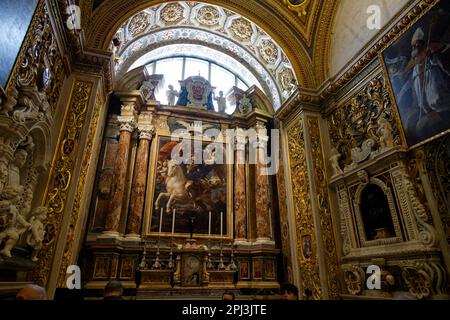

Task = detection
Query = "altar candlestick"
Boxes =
[220,211,223,238]
[159,207,163,234]
[172,208,176,235]
[208,211,211,236]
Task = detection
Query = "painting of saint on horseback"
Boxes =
[149,137,228,237]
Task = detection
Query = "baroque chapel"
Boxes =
[0,0,449,300]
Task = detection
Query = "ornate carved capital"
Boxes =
[138,125,155,140]
[235,128,247,151]
[117,116,136,132]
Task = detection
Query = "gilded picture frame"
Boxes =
[380,0,450,149]
[143,131,233,240]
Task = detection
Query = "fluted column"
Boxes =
[254,122,273,244]
[234,128,247,244]
[125,116,155,240]
[103,104,137,237]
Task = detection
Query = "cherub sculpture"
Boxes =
[0,186,30,258]
[329,148,343,176]
[25,207,47,262]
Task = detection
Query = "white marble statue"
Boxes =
[166,85,179,106]
[329,148,343,176]
[8,149,28,188]
[25,207,47,262]
[377,116,394,150]
[214,91,227,113]
[0,186,31,258]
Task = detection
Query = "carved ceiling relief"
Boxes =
[128,12,151,37]
[196,6,221,26]
[229,18,254,42]
[112,2,298,105]
[160,3,185,25]
[258,39,279,64]
[327,76,402,172]
[0,1,65,263]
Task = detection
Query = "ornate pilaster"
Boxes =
[254,122,273,244]
[103,103,138,237]
[234,128,247,244]
[126,113,155,240]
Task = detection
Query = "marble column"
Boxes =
[234,128,248,244]
[103,105,137,237]
[254,122,273,244]
[125,120,155,240]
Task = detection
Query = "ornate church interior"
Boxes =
[0,0,449,300]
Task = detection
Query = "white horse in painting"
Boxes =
[155,160,194,212]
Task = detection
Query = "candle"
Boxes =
[159,207,163,233]
[220,211,223,238]
[208,211,211,236]
[172,208,176,235]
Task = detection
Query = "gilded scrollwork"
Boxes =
[56,89,104,288]
[327,76,402,169]
[307,116,340,299]
[33,80,93,287]
[286,120,322,300]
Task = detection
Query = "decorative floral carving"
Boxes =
[196,6,221,26]
[128,12,150,37]
[229,18,253,41]
[343,265,364,295]
[259,39,278,64]
[160,3,185,24]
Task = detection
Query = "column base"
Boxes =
[234,239,251,246]
[255,238,275,245]
[123,234,142,242]
[98,230,121,239]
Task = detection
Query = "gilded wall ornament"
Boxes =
[258,39,279,64]
[286,120,322,300]
[160,3,185,24]
[196,6,221,26]
[128,12,151,37]
[307,116,340,299]
[33,80,93,287]
[229,18,253,42]
[57,89,104,288]
[327,76,401,169]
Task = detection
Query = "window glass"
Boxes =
[184,58,209,79]
[154,58,183,104]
